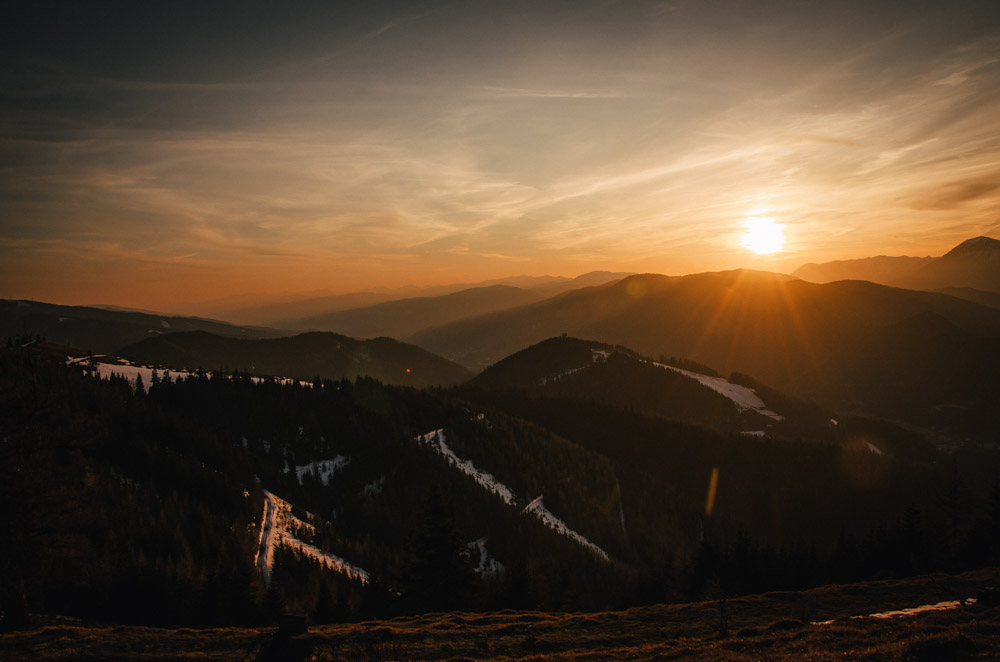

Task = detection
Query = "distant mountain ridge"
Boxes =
[118,330,472,387]
[793,236,1000,295]
[0,299,282,354]
[178,271,633,327]
[410,269,1000,439]
[284,285,551,337]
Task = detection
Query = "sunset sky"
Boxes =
[3,0,999,311]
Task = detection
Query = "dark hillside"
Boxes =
[469,336,810,436]
[118,330,472,387]
[0,299,280,354]
[3,345,999,629]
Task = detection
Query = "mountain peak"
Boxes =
[945,236,1000,256]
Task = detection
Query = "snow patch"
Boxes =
[67,354,104,365]
[362,475,386,496]
[522,495,610,561]
[160,319,171,329]
[69,356,309,388]
[255,490,369,585]
[294,456,350,486]
[417,429,515,506]
[416,429,610,561]
[591,349,611,363]
[650,362,784,420]
[466,537,505,577]
[867,442,884,456]
[97,362,190,385]
[740,431,767,437]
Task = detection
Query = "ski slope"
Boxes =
[417,429,515,505]
[522,496,610,561]
[254,490,369,585]
[416,429,610,561]
[651,362,784,420]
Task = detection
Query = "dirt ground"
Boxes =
[3,567,999,661]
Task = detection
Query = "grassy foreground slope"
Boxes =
[4,567,999,661]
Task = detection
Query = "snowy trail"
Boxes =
[254,489,370,585]
[416,429,610,561]
[522,496,610,561]
[255,491,279,585]
[418,429,515,505]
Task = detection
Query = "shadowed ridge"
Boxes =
[118,330,472,386]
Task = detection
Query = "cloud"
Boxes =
[4,1,1000,306]
[477,86,622,99]
[907,179,1000,210]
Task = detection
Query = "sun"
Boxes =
[740,216,785,254]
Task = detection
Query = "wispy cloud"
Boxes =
[478,86,622,99]
[3,1,1000,307]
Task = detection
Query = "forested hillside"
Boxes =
[2,345,999,629]
[118,330,472,387]
[468,336,832,438]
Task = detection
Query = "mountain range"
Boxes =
[0,299,281,354]
[4,239,1000,633]
[793,235,1000,296]
[177,271,633,328]
[285,284,551,339]
[411,269,1000,439]
[5,238,999,440]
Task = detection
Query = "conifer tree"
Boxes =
[402,486,473,612]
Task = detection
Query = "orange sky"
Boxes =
[2,1,999,312]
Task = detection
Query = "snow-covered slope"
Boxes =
[416,429,609,560]
[417,429,515,505]
[254,490,369,585]
[291,456,350,486]
[650,362,783,420]
[522,496,609,561]
[68,355,306,387]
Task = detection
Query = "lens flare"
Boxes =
[705,467,719,517]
